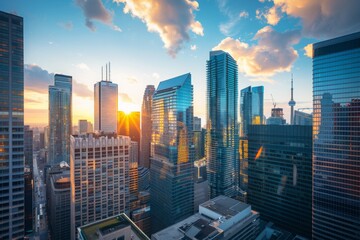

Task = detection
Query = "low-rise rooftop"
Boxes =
[78,213,149,240]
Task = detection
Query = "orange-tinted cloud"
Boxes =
[115,0,203,56]
[213,26,300,76]
[270,0,360,38]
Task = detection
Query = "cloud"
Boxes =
[190,44,197,50]
[213,26,301,76]
[264,6,280,25]
[304,44,313,58]
[115,0,203,57]
[73,81,92,98]
[76,0,120,31]
[270,0,360,38]
[239,11,249,18]
[25,64,92,98]
[220,11,249,36]
[60,21,73,30]
[119,93,133,103]
[76,63,90,71]
[126,77,138,84]
[25,64,54,94]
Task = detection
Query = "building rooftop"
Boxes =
[156,73,190,92]
[200,195,249,220]
[78,213,149,240]
[153,196,258,240]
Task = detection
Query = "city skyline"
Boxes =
[3,1,360,127]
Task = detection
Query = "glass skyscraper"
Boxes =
[247,125,313,238]
[150,73,194,233]
[239,86,264,191]
[48,74,72,165]
[206,50,239,198]
[313,32,360,239]
[240,86,264,137]
[140,85,155,168]
[0,11,24,239]
[94,80,118,133]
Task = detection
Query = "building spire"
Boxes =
[288,73,296,125]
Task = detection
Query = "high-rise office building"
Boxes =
[24,125,33,168]
[294,110,312,126]
[193,116,201,131]
[206,50,239,198]
[78,120,88,134]
[48,74,72,165]
[118,111,140,142]
[0,11,24,239]
[193,129,205,161]
[312,32,360,239]
[239,86,264,191]
[140,85,155,168]
[247,125,312,238]
[48,165,70,240]
[94,80,118,133]
[118,111,140,160]
[240,86,264,137]
[24,167,33,236]
[70,134,130,240]
[150,73,194,232]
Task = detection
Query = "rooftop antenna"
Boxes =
[109,61,111,82]
[101,66,103,81]
[106,63,108,81]
[271,94,276,108]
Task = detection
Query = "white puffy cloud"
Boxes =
[114,0,203,56]
[213,26,300,76]
[265,6,280,25]
[76,63,90,71]
[268,0,360,38]
[76,0,120,31]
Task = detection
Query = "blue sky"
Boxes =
[2,0,359,127]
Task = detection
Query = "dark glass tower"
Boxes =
[0,11,24,239]
[247,125,312,238]
[48,74,72,165]
[140,85,155,168]
[150,73,194,233]
[312,32,360,239]
[240,86,264,137]
[206,50,239,198]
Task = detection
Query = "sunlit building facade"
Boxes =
[150,73,194,233]
[94,80,118,133]
[247,125,312,238]
[48,74,72,165]
[312,32,360,239]
[206,50,239,198]
[70,134,130,240]
[140,85,155,168]
[240,86,264,137]
[0,11,24,239]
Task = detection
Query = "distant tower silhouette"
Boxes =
[288,74,296,125]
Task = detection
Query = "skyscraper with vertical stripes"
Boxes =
[0,11,24,239]
[206,50,239,198]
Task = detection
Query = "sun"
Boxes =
[119,103,139,115]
